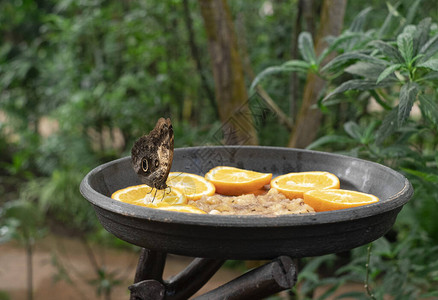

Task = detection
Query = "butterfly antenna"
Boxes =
[174,172,184,179]
[161,186,171,201]
[166,172,184,185]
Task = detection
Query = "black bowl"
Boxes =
[80,146,412,260]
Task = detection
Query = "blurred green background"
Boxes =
[1,0,437,299]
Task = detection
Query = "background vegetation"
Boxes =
[1,0,437,299]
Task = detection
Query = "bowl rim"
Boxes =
[80,145,413,228]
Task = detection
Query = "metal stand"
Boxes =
[129,248,297,300]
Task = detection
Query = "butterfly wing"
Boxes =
[155,118,174,188]
[131,118,174,189]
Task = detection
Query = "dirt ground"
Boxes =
[0,234,242,300]
[0,233,378,300]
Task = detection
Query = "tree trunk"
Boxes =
[288,0,346,148]
[182,0,218,120]
[199,0,258,145]
[289,0,316,118]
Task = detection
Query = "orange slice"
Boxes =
[244,188,268,196]
[271,171,340,199]
[111,184,186,206]
[303,189,379,212]
[166,172,216,201]
[145,203,207,214]
[205,166,272,196]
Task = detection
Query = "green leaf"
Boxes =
[306,135,354,150]
[376,64,403,83]
[371,40,404,63]
[249,62,309,91]
[410,53,425,66]
[419,94,438,126]
[402,25,417,37]
[373,237,392,257]
[298,255,336,277]
[378,2,401,39]
[420,71,438,81]
[322,52,388,74]
[349,7,372,32]
[282,59,312,69]
[420,291,438,298]
[417,59,438,71]
[298,32,316,64]
[323,79,393,102]
[412,17,431,56]
[397,32,414,64]
[376,107,399,144]
[405,0,422,26]
[345,62,386,80]
[402,168,438,182]
[386,2,401,17]
[398,82,419,126]
[419,34,438,62]
[362,120,380,143]
[318,32,372,63]
[344,121,362,141]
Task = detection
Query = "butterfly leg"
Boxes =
[152,188,158,203]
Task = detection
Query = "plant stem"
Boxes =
[365,243,376,300]
[26,238,34,300]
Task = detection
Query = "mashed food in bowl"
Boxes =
[189,188,314,216]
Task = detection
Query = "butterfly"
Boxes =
[131,118,174,190]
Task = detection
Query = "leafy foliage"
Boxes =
[323,17,438,144]
[310,9,438,300]
[0,0,220,232]
[1,1,438,298]
[0,200,46,245]
[253,3,438,298]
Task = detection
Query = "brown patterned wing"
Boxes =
[131,118,174,189]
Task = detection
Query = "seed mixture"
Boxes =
[189,188,315,216]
